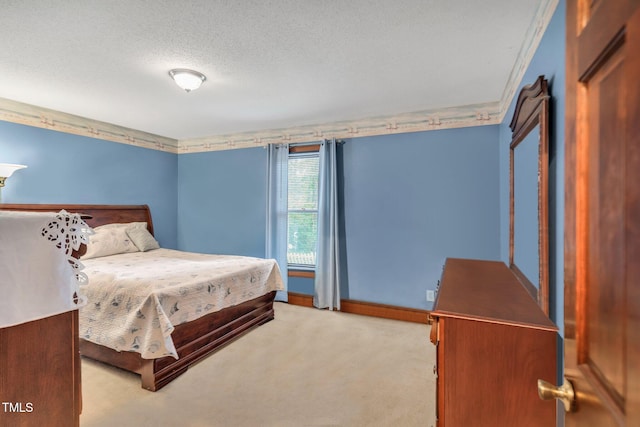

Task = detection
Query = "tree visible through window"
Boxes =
[287,152,319,267]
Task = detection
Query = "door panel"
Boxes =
[626,5,640,424]
[576,0,630,77]
[564,0,640,425]
[585,45,626,411]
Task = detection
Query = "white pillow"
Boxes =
[126,226,160,252]
[82,222,145,259]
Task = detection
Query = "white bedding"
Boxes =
[79,248,284,359]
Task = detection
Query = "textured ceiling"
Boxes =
[0,1,547,143]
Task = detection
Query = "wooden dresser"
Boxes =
[0,311,81,427]
[429,258,557,427]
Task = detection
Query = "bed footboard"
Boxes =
[80,291,277,391]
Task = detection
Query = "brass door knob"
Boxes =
[537,378,575,412]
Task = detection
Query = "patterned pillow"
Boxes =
[126,226,160,252]
[82,222,144,259]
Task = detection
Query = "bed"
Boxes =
[0,204,284,391]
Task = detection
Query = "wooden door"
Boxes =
[564,0,640,425]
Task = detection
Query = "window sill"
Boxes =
[288,269,315,278]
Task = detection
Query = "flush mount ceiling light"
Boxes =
[168,69,206,92]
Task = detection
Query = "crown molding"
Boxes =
[178,102,501,153]
[0,97,179,153]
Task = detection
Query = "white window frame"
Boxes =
[287,147,320,270]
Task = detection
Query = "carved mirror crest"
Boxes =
[509,75,550,315]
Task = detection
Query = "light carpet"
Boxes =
[80,302,436,427]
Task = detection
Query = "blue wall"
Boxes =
[0,121,178,248]
[341,126,501,309]
[177,147,268,258]
[499,0,565,331]
[177,126,501,310]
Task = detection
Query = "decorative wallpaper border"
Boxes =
[178,103,501,153]
[0,0,557,154]
[0,97,179,153]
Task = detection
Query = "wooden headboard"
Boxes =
[0,204,154,235]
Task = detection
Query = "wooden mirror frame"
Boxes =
[509,75,550,315]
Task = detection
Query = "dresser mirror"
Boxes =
[509,75,550,315]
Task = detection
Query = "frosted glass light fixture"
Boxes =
[168,69,206,92]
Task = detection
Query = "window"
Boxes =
[287,149,319,268]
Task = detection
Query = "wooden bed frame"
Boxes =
[0,204,277,391]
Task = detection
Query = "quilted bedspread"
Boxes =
[79,249,284,359]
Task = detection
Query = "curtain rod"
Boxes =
[290,139,345,146]
[269,139,346,149]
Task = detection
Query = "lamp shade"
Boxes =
[0,163,27,177]
[0,163,26,189]
[168,69,206,92]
